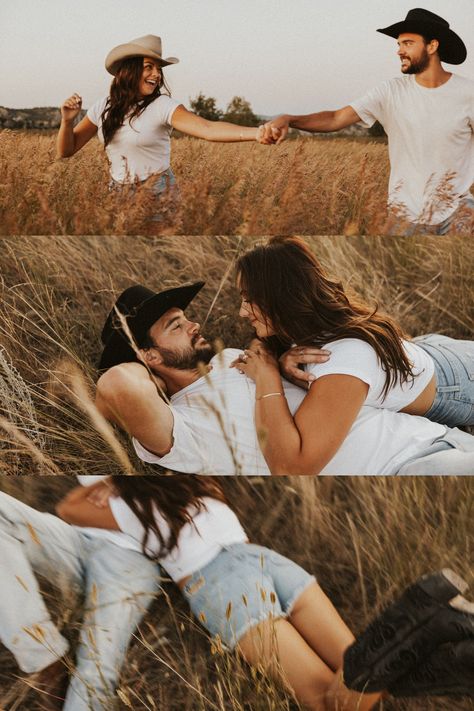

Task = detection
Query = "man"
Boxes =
[95,282,474,475]
[263,8,474,235]
[0,479,161,710]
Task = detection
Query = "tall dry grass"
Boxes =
[0,475,473,710]
[1,131,394,235]
[0,234,473,475]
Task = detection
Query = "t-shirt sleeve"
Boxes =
[349,82,389,129]
[132,408,205,473]
[306,339,380,388]
[86,96,108,127]
[156,95,181,127]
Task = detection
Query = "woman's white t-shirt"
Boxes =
[76,476,247,582]
[109,496,247,582]
[306,338,434,410]
[87,95,180,183]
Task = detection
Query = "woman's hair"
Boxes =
[111,475,227,558]
[101,56,171,147]
[236,236,414,399]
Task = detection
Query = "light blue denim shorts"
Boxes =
[412,334,474,427]
[109,168,178,222]
[181,543,316,649]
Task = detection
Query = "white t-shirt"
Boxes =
[109,496,247,582]
[76,476,247,582]
[132,348,450,476]
[350,74,474,224]
[306,338,434,410]
[87,94,180,183]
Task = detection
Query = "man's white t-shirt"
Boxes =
[132,348,451,476]
[350,74,474,224]
[87,95,180,183]
[305,338,434,410]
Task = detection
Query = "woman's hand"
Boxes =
[279,346,331,389]
[230,342,279,383]
[60,93,83,122]
[85,481,117,508]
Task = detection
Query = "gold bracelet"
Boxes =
[256,392,283,401]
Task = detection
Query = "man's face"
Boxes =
[397,33,432,74]
[145,307,214,370]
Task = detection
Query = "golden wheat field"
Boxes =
[1,131,396,235]
[0,233,473,477]
[1,475,473,711]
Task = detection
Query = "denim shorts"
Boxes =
[109,168,178,222]
[181,543,316,649]
[412,334,474,426]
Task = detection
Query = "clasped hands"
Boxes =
[231,339,331,386]
[256,114,291,145]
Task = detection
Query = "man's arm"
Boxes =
[96,362,174,457]
[263,106,361,143]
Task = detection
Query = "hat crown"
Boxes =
[404,8,449,29]
[113,285,156,316]
[128,35,164,57]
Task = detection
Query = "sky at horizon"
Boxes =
[2,0,473,115]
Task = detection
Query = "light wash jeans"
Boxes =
[0,492,161,711]
[397,427,474,475]
[413,334,474,427]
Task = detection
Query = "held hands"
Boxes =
[279,346,331,388]
[230,339,279,382]
[259,115,291,145]
[256,120,285,145]
[60,93,83,122]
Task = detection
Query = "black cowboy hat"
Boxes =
[377,8,466,65]
[98,282,205,371]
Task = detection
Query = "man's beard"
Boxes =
[401,47,430,74]
[159,340,215,370]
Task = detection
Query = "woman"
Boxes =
[58,475,474,710]
[57,35,269,205]
[233,236,474,475]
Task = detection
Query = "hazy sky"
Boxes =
[2,0,473,114]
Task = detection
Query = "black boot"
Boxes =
[388,639,474,698]
[343,569,473,693]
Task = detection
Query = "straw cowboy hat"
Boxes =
[99,282,204,371]
[105,35,179,75]
[377,8,467,65]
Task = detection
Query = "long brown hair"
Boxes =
[101,56,171,147]
[236,236,415,399]
[111,475,227,558]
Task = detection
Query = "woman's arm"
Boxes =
[55,483,120,529]
[57,94,98,157]
[232,348,368,475]
[171,105,263,143]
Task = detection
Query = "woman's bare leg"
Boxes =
[289,582,382,710]
[237,616,381,711]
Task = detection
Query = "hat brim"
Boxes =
[98,282,204,372]
[377,22,466,64]
[106,43,180,75]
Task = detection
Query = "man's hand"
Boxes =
[279,346,331,389]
